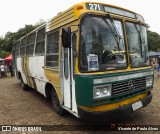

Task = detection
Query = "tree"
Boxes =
[147,30,160,51]
[0,19,46,53]
[0,50,10,58]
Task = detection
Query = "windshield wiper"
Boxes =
[107,13,122,51]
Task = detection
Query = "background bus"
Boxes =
[12,2,154,122]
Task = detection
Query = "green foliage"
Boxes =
[147,30,160,51]
[0,50,10,58]
[0,19,45,53]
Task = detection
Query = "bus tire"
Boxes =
[51,88,65,116]
[20,77,28,91]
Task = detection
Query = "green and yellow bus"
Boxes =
[12,2,153,122]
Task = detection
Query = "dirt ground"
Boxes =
[0,72,160,134]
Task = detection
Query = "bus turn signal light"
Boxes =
[77,5,83,10]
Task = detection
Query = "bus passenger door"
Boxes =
[61,32,77,111]
[61,46,71,108]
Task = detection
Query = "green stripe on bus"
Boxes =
[75,68,153,107]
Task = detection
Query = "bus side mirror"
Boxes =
[62,27,71,48]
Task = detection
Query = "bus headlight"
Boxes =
[93,85,112,100]
[146,77,153,87]
[95,88,101,96]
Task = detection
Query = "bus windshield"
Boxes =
[126,22,149,68]
[80,16,127,72]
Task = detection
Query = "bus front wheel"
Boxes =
[51,89,65,116]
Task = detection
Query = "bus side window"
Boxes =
[46,31,59,69]
[20,37,27,57]
[20,47,25,57]
[35,28,45,55]
[26,33,36,56]
[12,45,16,65]
[14,41,20,57]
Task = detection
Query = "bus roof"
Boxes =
[47,2,144,31]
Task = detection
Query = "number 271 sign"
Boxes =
[87,3,101,11]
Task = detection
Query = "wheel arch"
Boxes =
[45,82,63,105]
[45,83,59,99]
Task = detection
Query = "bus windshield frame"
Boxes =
[79,15,149,72]
[79,15,127,72]
[125,21,150,68]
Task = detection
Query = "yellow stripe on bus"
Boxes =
[79,92,148,112]
[44,69,62,102]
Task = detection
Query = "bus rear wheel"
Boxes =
[20,77,28,91]
[51,89,65,116]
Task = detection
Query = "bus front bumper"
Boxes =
[78,94,152,122]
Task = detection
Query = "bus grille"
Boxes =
[112,77,146,96]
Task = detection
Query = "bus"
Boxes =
[12,2,154,122]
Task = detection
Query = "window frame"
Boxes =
[20,37,27,57]
[26,32,36,56]
[79,15,128,72]
[45,30,60,70]
[14,41,20,57]
[35,27,45,55]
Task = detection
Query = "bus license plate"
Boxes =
[132,101,143,111]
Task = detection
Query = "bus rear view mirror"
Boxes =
[62,27,71,48]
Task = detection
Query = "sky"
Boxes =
[0,0,160,37]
